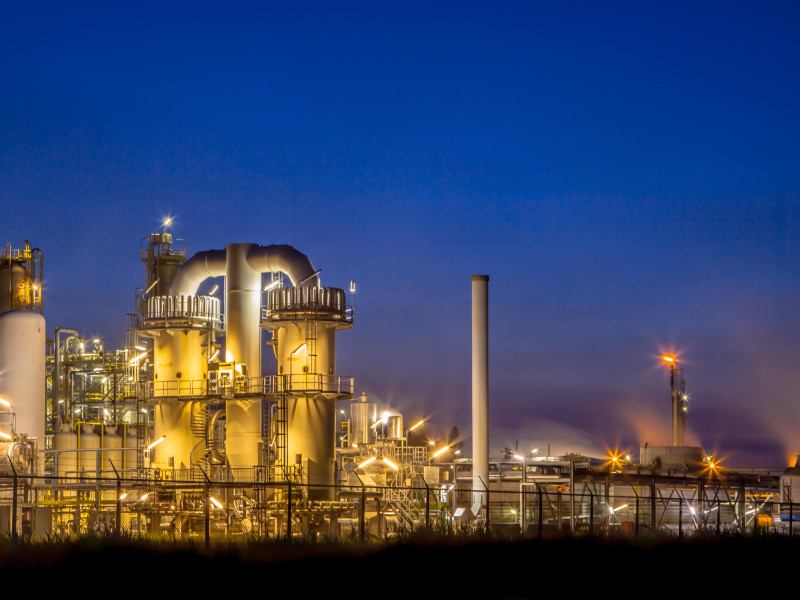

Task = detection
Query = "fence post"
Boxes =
[716,496,720,535]
[287,482,293,540]
[8,458,17,542]
[204,484,210,549]
[537,483,543,538]
[110,460,121,536]
[791,502,794,537]
[424,480,430,528]
[360,486,366,543]
[635,494,640,537]
[678,501,683,538]
[589,489,594,535]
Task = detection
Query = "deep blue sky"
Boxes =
[2,2,799,465]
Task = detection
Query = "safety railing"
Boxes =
[137,375,355,398]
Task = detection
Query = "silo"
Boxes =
[0,310,46,472]
[79,424,101,476]
[102,426,123,478]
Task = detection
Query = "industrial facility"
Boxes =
[0,231,796,540]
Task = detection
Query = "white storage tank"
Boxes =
[53,424,78,479]
[78,424,101,476]
[102,426,123,478]
[0,310,46,472]
[123,425,139,474]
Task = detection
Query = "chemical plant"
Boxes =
[0,231,797,540]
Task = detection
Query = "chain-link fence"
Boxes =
[0,472,792,543]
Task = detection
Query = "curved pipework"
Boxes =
[245,245,319,288]
[169,245,319,297]
[207,407,226,464]
[169,249,227,297]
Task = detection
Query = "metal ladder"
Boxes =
[273,390,288,482]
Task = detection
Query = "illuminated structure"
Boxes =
[0,231,794,539]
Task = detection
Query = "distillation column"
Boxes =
[264,285,353,496]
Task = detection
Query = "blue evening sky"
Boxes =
[1,1,799,464]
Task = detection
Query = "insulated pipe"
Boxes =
[169,245,319,297]
[53,327,78,420]
[168,250,227,297]
[471,275,489,518]
[207,407,226,464]
[246,245,319,288]
[224,244,262,373]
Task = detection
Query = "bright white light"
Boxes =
[119,493,128,501]
[358,456,377,469]
[408,420,424,432]
[513,454,525,461]
[208,284,219,296]
[0,399,10,408]
[163,217,172,227]
[383,457,399,470]
[0,432,11,440]
[209,349,219,362]
[689,506,696,515]
[292,344,307,356]
[146,436,166,451]
[350,280,356,293]
[432,445,450,459]
[129,351,149,364]
[263,280,280,292]
[144,279,160,294]
[135,345,146,351]
[140,493,149,501]
[210,497,224,509]
[93,339,101,344]
[609,503,628,514]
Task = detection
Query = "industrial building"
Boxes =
[0,231,796,540]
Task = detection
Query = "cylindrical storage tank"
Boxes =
[153,329,207,396]
[123,425,139,474]
[387,415,404,440]
[102,426,123,478]
[287,396,335,499]
[78,424,101,477]
[53,424,78,480]
[276,320,336,386]
[153,399,199,471]
[350,399,375,445]
[226,399,261,472]
[0,310,46,473]
[0,261,28,314]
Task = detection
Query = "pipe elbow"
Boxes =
[169,249,227,296]
[247,244,319,287]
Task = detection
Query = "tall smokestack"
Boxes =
[471,275,489,518]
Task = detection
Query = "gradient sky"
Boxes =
[1,2,799,466]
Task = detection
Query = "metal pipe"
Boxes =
[53,328,78,421]
[471,275,489,519]
[169,244,320,297]
[207,407,226,464]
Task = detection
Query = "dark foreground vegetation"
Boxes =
[0,532,794,596]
